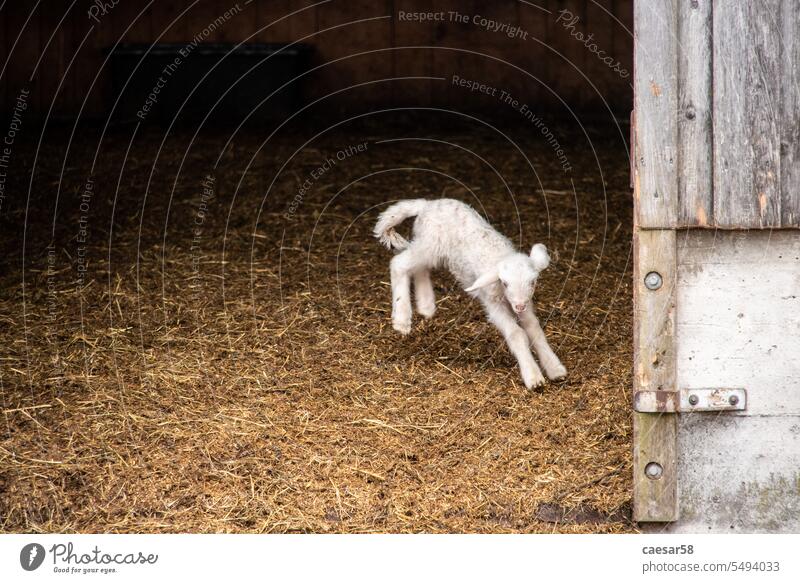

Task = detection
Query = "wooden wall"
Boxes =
[0,0,633,119]
[634,0,800,229]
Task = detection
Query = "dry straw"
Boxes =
[0,119,634,533]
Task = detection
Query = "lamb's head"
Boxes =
[465,244,551,313]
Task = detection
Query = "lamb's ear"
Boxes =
[529,243,550,271]
[465,269,499,292]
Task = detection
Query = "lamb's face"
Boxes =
[465,244,550,312]
[497,254,540,313]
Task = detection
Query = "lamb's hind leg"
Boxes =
[485,301,545,389]
[517,309,567,380]
[389,249,421,335]
[413,269,436,318]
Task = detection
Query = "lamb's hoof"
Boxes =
[545,362,568,381]
[392,320,412,335]
[417,304,436,319]
[523,371,546,390]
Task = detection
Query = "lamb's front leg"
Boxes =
[485,302,545,389]
[517,308,567,380]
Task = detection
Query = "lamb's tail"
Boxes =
[373,199,427,250]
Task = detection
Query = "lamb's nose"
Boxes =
[514,304,526,312]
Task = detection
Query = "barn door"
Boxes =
[632,0,800,531]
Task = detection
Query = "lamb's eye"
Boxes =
[501,280,508,288]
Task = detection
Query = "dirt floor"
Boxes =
[0,113,635,533]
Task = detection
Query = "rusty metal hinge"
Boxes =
[634,388,747,413]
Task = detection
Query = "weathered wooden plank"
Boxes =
[633,0,678,227]
[780,0,800,227]
[713,1,781,228]
[633,228,678,522]
[677,0,711,226]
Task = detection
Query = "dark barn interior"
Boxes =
[0,1,635,533]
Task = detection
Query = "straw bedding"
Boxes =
[0,115,634,533]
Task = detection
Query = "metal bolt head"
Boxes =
[645,462,663,480]
[729,395,739,406]
[644,271,663,290]
[688,394,699,406]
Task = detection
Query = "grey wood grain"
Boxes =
[781,0,800,226]
[634,0,678,228]
[633,229,678,522]
[677,0,712,226]
[713,1,782,227]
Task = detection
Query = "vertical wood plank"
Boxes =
[746,2,781,228]
[611,0,634,86]
[429,0,464,110]
[254,0,292,43]
[314,0,393,109]
[181,1,219,42]
[5,2,41,116]
[215,0,257,43]
[780,0,800,227]
[156,0,188,42]
[713,1,781,228]
[633,0,678,228]
[633,228,678,522]
[393,0,434,107]
[677,0,712,226]
[430,0,522,110]
[0,6,7,115]
[548,0,587,107]
[64,0,114,119]
[517,0,550,110]
[61,2,84,118]
[585,0,616,108]
[38,1,71,119]
[287,0,317,42]
[113,1,152,44]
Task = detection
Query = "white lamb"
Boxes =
[374,198,567,389]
